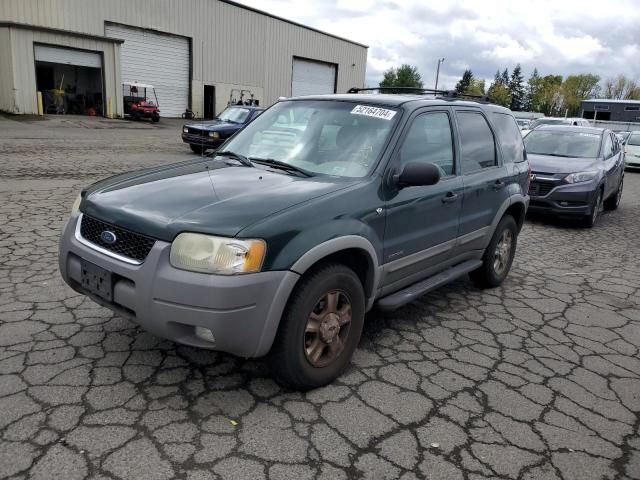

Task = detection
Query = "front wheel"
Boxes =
[269,263,365,390]
[151,116,160,123]
[603,177,623,211]
[470,215,518,288]
[583,189,603,228]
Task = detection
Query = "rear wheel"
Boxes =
[603,177,623,211]
[583,189,603,227]
[470,215,517,288]
[269,263,365,390]
[190,144,206,154]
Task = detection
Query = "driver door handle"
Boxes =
[442,192,458,204]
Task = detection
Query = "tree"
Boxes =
[525,68,542,111]
[455,69,474,94]
[379,64,423,93]
[509,64,525,111]
[561,74,601,116]
[501,68,510,86]
[488,82,511,107]
[466,78,486,96]
[602,75,640,100]
[538,75,563,116]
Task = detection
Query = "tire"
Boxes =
[190,144,206,154]
[470,215,518,289]
[583,189,603,228]
[152,116,160,123]
[269,263,365,391]
[603,177,623,211]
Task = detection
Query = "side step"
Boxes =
[376,259,483,311]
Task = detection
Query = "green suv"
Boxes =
[59,92,530,389]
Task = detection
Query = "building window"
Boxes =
[594,105,609,111]
[624,106,640,111]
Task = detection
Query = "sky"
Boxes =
[236,0,640,90]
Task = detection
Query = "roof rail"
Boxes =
[347,87,491,103]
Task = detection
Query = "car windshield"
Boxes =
[628,134,640,146]
[219,100,399,178]
[524,130,601,158]
[218,107,251,124]
[529,118,567,129]
[516,119,529,126]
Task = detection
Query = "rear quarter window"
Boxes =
[491,112,525,163]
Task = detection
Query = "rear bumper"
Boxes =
[58,215,299,358]
[527,182,597,217]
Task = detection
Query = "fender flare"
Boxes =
[290,235,381,310]
[483,194,528,249]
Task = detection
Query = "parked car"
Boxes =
[525,125,624,227]
[515,118,531,130]
[625,131,640,170]
[521,117,590,137]
[182,105,264,154]
[615,131,632,144]
[59,93,530,389]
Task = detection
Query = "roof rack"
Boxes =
[347,87,490,103]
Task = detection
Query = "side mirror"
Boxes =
[394,162,441,188]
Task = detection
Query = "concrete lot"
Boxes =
[1,114,639,480]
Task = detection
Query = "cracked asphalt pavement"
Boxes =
[1,114,639,480]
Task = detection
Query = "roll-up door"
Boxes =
[291,58,337,97]
[106,24,189,117]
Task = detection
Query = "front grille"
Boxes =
[187,127,205,136]
[80,215,155,263]
[530,181,555,197]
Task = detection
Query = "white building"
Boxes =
[0,0,367,118]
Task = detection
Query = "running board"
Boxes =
[376,259,483,311]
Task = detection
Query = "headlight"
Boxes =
[208,131,220,139]
[170,233,266,275]
[564,171,598,184]
[182,127,189,133]
[71,194,82,215]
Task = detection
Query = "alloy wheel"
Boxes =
[304,290,352,368]
[493,229,513,276]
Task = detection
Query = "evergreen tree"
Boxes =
[455,69,474,94]
[525,68,541,111]
[509,64,525,111]
[501,68,510,85]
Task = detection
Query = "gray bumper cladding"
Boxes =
[58,215,299,358]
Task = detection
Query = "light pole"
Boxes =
[435,58,445,91]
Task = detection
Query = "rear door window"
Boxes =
[491,112,525,163]
[456,111,497,173]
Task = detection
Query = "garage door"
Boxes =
[291,58,336,97]
[105,24,189,117]
[35,45,101,68]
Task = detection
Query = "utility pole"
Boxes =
[434,58,445,91]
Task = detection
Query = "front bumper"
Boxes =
[527,181,597,217]
[181,133,224,147]
[625,155,640,169]
[58,215,299,358]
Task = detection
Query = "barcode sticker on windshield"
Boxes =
[351,105,397,120]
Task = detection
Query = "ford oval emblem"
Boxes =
[100,231,117,245]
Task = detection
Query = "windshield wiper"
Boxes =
[211,150,253,167]
[249,157,313,177]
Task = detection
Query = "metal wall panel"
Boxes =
[0,28,15,112]
[0,0,367,116]
[5,27,121,116]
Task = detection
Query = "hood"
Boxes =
[186,120,240,131]
[82,159,356,242]
[527,153,600,175]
